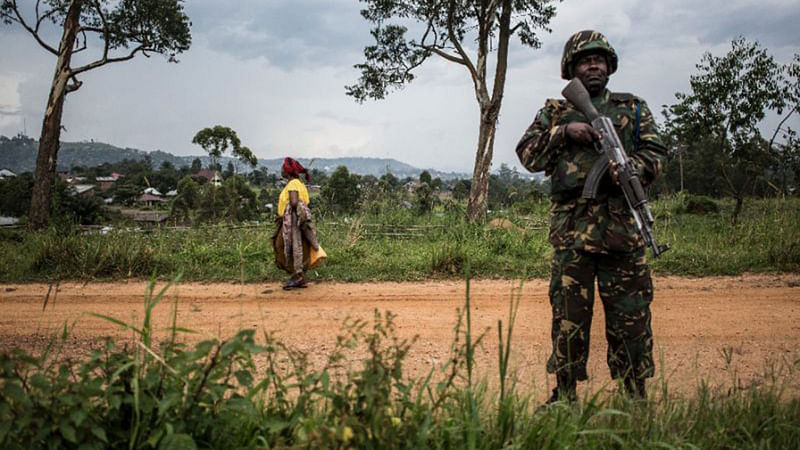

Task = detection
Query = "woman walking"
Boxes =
[273,157,322,289]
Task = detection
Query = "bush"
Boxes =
[681,194,720,215]
[430,242,466,275]
[30,229,161,279]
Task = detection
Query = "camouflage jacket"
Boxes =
[516,89,668,253]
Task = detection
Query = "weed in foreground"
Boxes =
[1,277,798,449]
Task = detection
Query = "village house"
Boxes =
[133,211,170,224]
[136,187,168,208]
[95,173,124,191]
[58,172,87,185]
[72,184,96,197]
[192,170,222,186]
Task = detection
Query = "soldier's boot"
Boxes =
[623,377,646,399]
[543,373,577,407]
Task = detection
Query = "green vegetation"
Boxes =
[1,279,797,449]
[660,38,799,223]
[348,0,560,220]
[0,195,798,283]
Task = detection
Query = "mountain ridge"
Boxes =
[0,134,471,180]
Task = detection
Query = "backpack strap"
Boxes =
[611,93,643,149]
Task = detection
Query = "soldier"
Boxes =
[516,30,668,402]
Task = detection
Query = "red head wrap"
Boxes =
[282,157,311,182]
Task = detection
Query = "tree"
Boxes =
[191,158,203,172]
[1,0,191,229]
[452,178,471,201]
[770,55,800,194]
[320,166,361,214]
[0,172,33,217]
[419,170,432,185]
[191,125,257,174]
[170,175,199,222]
[225,161,235,178]
[379,172,400,193]
[221,175,258,222]
[108,179,140,206]
[664,38,796,223]
[347,0,559,221]
[415,182,434,213]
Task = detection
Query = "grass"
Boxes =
[0,277,798,449]
[0,195,798,283]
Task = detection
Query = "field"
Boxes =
[1,196,799,283]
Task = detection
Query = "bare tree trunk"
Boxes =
[28,0,82,230]
[732,195,743,225]
[467,108,499,221]
[465,0,511,223]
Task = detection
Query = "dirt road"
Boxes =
[2,274,799,398]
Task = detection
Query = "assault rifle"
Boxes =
[561,78,670,258]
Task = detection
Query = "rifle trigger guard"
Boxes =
[582,156,610,200]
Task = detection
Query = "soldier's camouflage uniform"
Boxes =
[516,35,668,382]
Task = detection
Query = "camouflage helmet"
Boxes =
[560,30,618,80]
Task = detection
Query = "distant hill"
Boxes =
[0,134,470,180]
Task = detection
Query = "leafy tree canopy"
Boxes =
[346,0,558,102]
[663,37,798,220]
[192,126,258,170]
[1,0,191,77]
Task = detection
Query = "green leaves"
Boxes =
[347,0,560,102]
[663,38,800,217]
[105,0,192,61]
[192,126,258,174]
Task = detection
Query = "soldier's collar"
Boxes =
[590,89,611,105]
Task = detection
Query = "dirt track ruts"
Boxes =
[1,274,799,398]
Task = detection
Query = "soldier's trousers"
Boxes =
[547,248,654,382]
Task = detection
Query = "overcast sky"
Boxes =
[1,0,798,173]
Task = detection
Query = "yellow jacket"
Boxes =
[277,178,310,217]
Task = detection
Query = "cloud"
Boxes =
[187,0,369,70]
[0,105,20,116]
[1,0,797,173]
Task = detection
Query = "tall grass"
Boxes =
[1,278,798,449]
[0,196,798,282]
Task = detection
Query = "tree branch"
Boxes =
[69,0,123,76]
[34,0,59,34]
[73,28,87,53]
[10,0,58,56]
[768,105,798,149]
[720,164,737,198]
[70,44,145,76]
[66,73,82,93]
[92,0,110,63]
[446,0,478,83]
[78,25,105,33]
[490,0,512,106]
[420,45,467,65]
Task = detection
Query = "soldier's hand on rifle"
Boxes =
[565,122,602,144]
[609,161,620,184]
